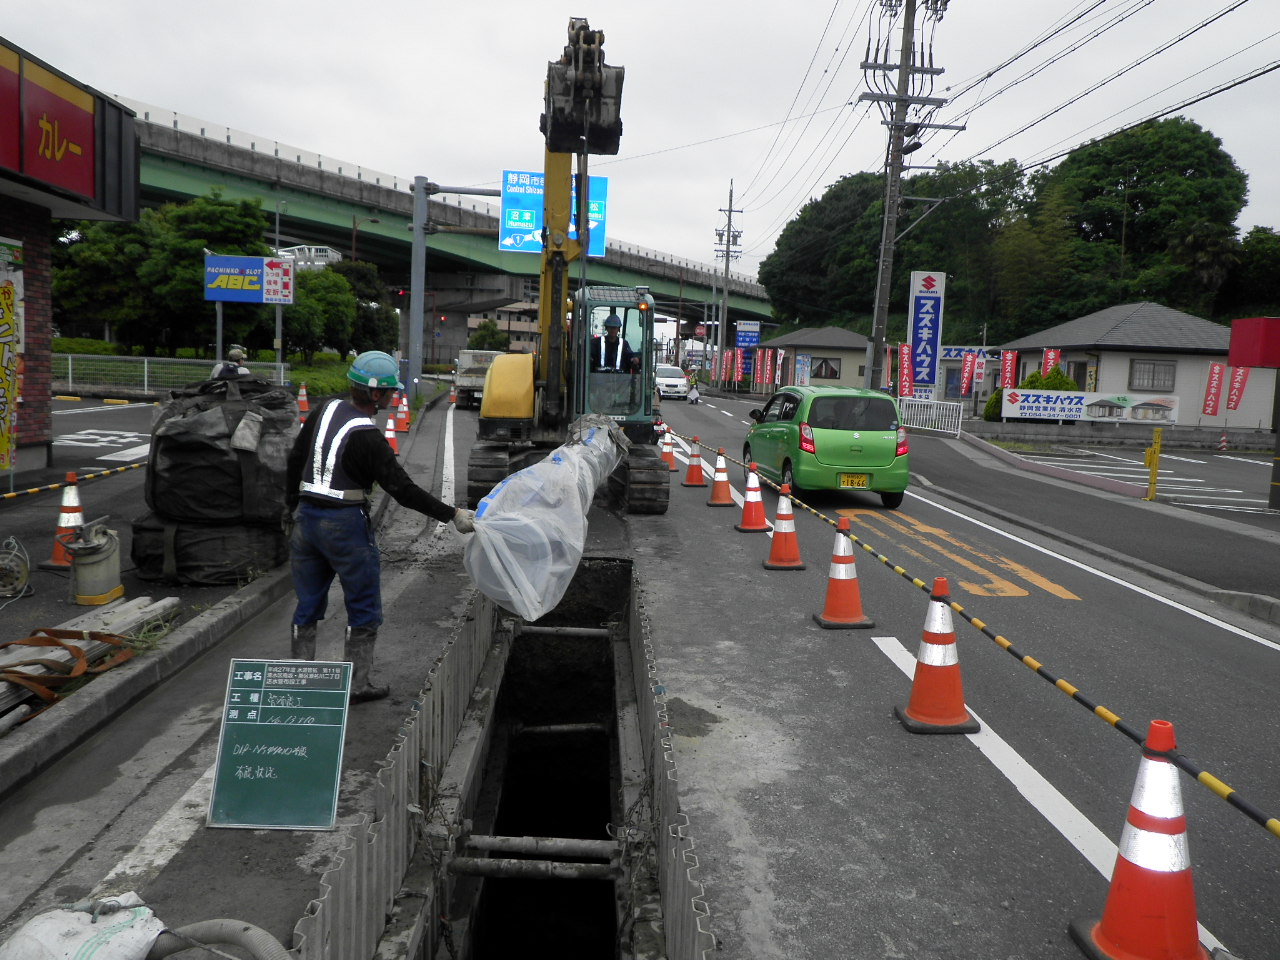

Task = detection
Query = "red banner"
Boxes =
[1041,348,1061,377]
[1226,366,1250,411]
[1001,350,1018,389]
[733,348,743,381]
[897,343,913,398]
[960,352,977,396]
[1202,362,1225,416]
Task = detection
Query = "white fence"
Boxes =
[899,397,964,437]
[53,354,290,393]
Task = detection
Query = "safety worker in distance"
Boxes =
[286,350,476,702]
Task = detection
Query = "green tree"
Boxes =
[53,190,272,355]
[328,260,399,354]
[1029,117,1246,315]
[1213,226,1280,320]
[468,319,510,351]
[285,268,357,365]
[758,172,883,326]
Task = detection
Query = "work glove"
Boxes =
[452,508,476,534]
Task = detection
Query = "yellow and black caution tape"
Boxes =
[665,428,1280,840]
[2,461,147,501]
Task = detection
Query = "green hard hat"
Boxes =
[347,350,404,390]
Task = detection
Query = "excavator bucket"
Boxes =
[540,18,625,155]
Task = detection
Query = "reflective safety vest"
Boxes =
[299,399,379,503]
[596,336,627,371]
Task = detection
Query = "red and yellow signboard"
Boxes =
[0,44,19,174]
[21,58,95,198]
[0,42,98,199]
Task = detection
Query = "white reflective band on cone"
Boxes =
[923,600,954,634]
[1132,757,1185,818]
[917,639,960,667]
[828,561,857,580]
[1118,822,1191,873]
[775,519,795,533]
[65,489,81,507]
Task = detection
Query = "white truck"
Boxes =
[454,349,504,409]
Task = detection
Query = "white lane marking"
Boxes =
[908,491,1280,653]
[872,636,1226,954]
[93,766,215,896]
[54,405,149,415]
[1217,456,1269,467]
[98,443,152,462]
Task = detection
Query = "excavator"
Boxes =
[466,18,670,514]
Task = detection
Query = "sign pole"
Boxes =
[215,302,223,365]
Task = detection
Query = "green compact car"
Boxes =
[743,386,910,508]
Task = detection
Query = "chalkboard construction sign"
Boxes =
[208,659,351,830]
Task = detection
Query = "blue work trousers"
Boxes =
[290,499,382,629]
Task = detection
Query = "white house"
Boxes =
[998,302,1277,429]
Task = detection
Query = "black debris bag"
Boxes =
[145,376,298,525]
[133,377,298,584]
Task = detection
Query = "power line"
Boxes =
[961,0,1255,162]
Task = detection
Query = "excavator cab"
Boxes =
[573,286,658,434]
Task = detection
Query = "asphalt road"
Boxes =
[1,393,1278,958]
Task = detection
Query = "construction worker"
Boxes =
[211,346,250,379]
[590,313,639,372]
[286,350,476,702]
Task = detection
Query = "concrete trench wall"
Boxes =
[291,559,715,960]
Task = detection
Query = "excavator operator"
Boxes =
[590,312,639,372]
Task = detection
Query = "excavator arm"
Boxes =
[537,18,625,427]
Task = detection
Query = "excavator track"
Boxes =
[467,443,513,509]
[623,444,670,515]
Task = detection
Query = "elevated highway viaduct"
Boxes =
[129,100,772,356]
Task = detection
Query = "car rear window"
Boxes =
[807,396,899,430]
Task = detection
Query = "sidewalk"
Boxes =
[0,387,449,799]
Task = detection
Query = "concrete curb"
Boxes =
[958,430,1148,498]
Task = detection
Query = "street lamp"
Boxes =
[351,215,381,261]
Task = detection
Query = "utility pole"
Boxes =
[715,179,742,389]
[859,0,959,391]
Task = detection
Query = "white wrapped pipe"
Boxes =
[463,416,626,621]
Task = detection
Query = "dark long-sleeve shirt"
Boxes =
[286,398,456,522]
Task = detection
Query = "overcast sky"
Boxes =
[7,1,1278,279]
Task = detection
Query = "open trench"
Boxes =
[428,556,670,960]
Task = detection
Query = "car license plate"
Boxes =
[839,473,869,488]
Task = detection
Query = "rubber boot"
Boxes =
[291,623,317,660]
[345,625,389,702]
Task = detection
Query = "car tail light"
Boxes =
[799,422,816,454]
[896,427,909,458]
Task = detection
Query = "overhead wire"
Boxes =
[961,0,1256,162]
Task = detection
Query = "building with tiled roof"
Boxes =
[994,302,1275,429]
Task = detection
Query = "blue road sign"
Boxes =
[500,169,608,257]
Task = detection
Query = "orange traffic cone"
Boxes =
[763,484,805,569]
[384,418,400,456]
[894,577,979,734]
[660,431,678,472]
[39,472,84,570]
[1069,720,1209,960]
[681,436,708,488]
[735,463,769,532]
[812,518,874,629]
[395,393,410,432]
[707,449,734,507]
[297,382,309,414]
[449,382,457,404]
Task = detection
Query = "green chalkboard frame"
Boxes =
[208,659,352,830]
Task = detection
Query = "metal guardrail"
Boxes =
[899,397,964,437]
[52,354,290,392]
